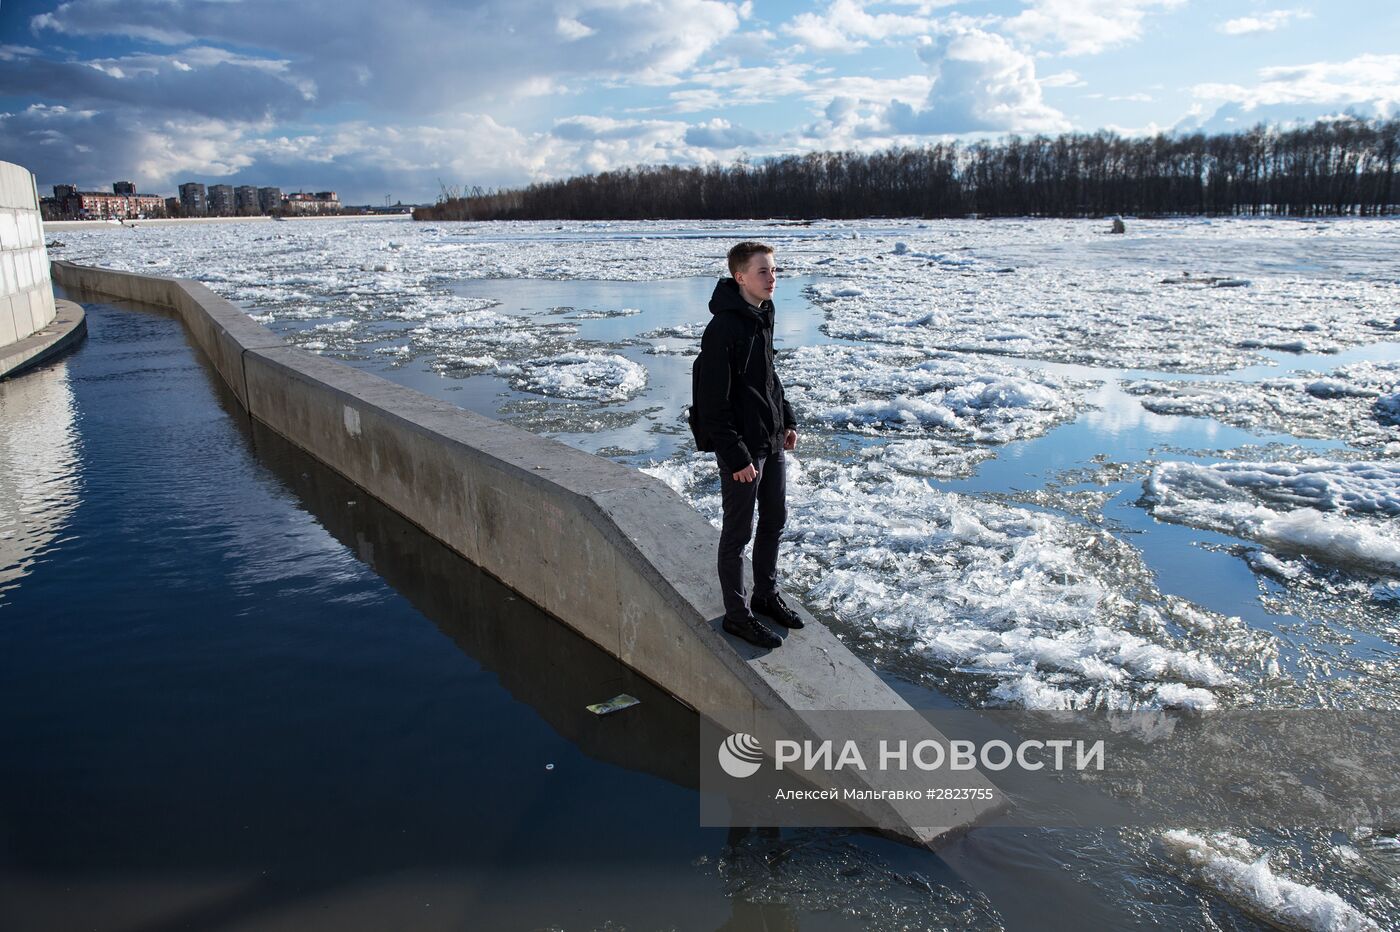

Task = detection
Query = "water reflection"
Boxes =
[0,360,81,598]
[239,412,702,789]
[1079,380,1206,439]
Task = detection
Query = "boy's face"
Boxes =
[736,252,777,304]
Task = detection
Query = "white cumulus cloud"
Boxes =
[1192,53,1400,110]
[684,117,763,148]
[1039,70,1085,88]
[884,27,1070,134]
[1184,53,1400,131]
[1007,0,1185,56]
[782,0,944,52]
[1218,9,1311,36]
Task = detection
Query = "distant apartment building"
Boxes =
[42,183,165,220]
[207,184,235,216]
[36,178,341,221]
[283,191,341,215]
[179,182,207,216]
[234,185,259,215]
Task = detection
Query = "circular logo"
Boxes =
[718,733,764,779]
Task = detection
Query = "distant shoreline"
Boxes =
[44,214,409,231]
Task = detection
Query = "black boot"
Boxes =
[723,614,782,648]
[751,592,804,629]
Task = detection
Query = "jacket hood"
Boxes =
[709,277,770,322]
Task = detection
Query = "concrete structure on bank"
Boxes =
[0,161,86,378]
[2,162,55,342]
[0,299,87,380]
[50,259,1003,847]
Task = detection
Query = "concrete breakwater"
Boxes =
[1,160,86,379]
[0,161,55,346]
[50,260,1001,846]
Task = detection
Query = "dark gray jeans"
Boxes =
[717,450,786,621]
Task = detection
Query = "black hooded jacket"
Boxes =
[694,277,797,471]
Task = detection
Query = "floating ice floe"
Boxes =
[1242,545,1400,649]
[398,296,582,367]
[418,305,527,332]
[859,438,996,480]
[430,354,522,376]
[1160,830,1379,932]
[645,342,696,357]
[781,345,1086,444]
[1142,459,1400,575]
[518,352,647,402]
[564,307,642,319]
[638,322,704,340]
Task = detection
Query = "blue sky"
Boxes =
[2,0,1397,204]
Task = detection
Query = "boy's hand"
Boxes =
[783,429,798,451]
[732,464,758,482]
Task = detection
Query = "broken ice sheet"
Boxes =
[516,352,647,403]
[1141,459,1400,576]
[781,344,1090,444]
[1126,358,1400,451]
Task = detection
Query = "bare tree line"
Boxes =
[414,117,1399,222]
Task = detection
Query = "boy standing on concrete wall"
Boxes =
[693,242,802,648]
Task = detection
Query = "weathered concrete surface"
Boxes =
[0,299,86,380]
[47,261,1005,847]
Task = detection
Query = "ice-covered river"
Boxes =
[51,215,1400,929]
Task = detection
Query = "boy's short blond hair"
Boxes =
[727,241,774,277]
